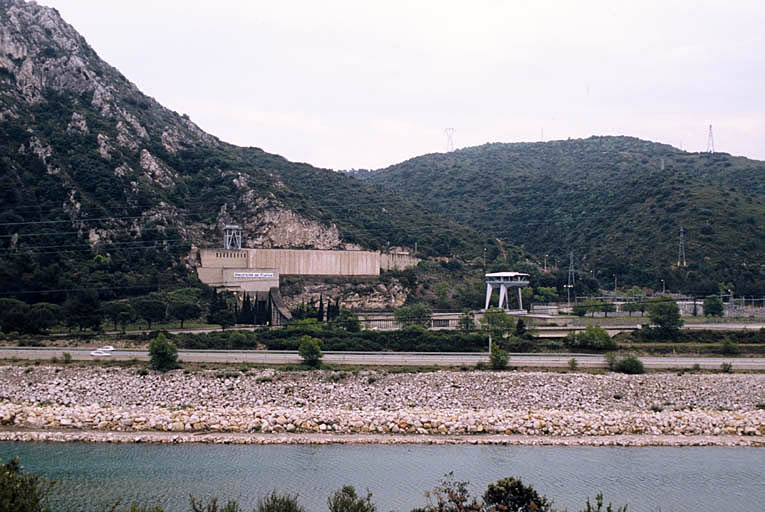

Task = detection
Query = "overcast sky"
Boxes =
[44,0,765,170]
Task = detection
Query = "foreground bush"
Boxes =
[613,354,645,374]
[0,460,633,512]
[328,485,377,512]
[564,325,617,351]
[149,333,181,372]
[298,335,322,367]
[0,457,52,512]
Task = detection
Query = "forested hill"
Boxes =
[351,137,765,294]
[0,0,482,302]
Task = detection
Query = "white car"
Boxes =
[90,350,110,357]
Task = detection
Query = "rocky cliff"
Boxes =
[0,0,480,301]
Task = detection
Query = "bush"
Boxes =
[256,491,305,512]
[564,325,617,351]
[703,295,724,317]
[568,358,578,371]
[298,335,322,367]
[580,492,628,512]
[149,333,180,371]
[62,352,72,364]
[0,457,53,512]
[189,496,243,512]
[721,338,740,355]
[489,343,509,370]
[483,476,553,512]
[613,355,645,374]
[328,485,377,512]
[721,362,733,373]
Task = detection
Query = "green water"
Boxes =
[1,443,763,511]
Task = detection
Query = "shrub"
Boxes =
[646,300,683,337]
[62,352,72,364]
[564,325,617,351]
[721,362,733,373]
[489,343,509,370]
[298,335,322,368]
[149,333,181,372]
[0,457,53,512]
[703,295,724,317]
[614,355,645,374]
[256,491,305,512]
[650,405,663,413]
[328,485,377,512]
[568,358,578,371]
[721,338,740,355]
[189,496,243,512]
[580,492,628,512]
[483,476,553,512]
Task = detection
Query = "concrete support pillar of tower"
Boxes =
[485,283,494,310]
[517,287,523,310]
[499,285,508,310]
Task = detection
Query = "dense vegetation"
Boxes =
[353,136,765,294]
[0,3,486,307]
[1,456,628,512]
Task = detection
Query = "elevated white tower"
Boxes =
[485,272,530,311]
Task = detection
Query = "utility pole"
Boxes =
[565,252,575,305]
[661,279,666,294]
[707,124,715,153]
[613,274,617,296]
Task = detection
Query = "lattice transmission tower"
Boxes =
[677,226,687,267]
[565,252,575,304]
[706,124,715,153]
[445,128,455,152]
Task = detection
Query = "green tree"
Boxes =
[564,325,617,351]
[457,308,475,332]
[298,335,322,367]
[434,282,451,309]
[26,303,61,333]
[102,301,134,331]
[483,476,553,512]
[149,333,180,371]
[168,300,201,328]
[600,301,616,317]
[489,343,509,370]
[256,491,305,512]
[703,295,724,317]
[63,290,102,332]
[622,302,640,317]
[532,286,558,303]
[0,298,29,333]
[394,303,432,328]
[335,309,361,332]
[481,307,514,342]
[207,292,235,330]
[132,297,167,330]
[572,303,588,317]
[647,299,683,337]
[0,457,53,512]
[328,485,377,512]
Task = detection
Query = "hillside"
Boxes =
[352,137,765,295]
[0,0,483,303]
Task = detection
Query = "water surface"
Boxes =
[1,442,763,511]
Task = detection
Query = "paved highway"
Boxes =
[1,347,764,370]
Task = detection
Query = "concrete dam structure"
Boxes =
[197,247,419,293]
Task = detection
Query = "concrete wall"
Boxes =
[197,266,279,292]
[380,252,420,271]
[199,248,382,277]
[248,249,380,276]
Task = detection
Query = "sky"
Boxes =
[44,0,765,170]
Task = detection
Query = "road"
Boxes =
[1,347,764,370]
